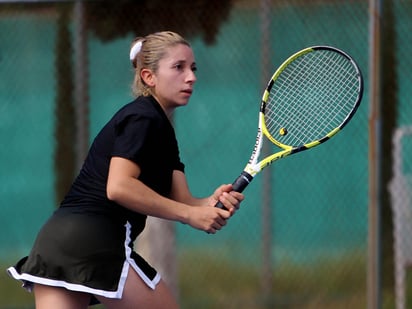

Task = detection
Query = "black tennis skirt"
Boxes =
[7,207,160,305]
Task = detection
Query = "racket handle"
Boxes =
[214,171,253,209]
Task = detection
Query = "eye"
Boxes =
[173,63,184,71]
[191,65,197,72]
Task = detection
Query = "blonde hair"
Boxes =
[130,31,191,97]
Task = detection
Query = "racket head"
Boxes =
[261,46,363,150]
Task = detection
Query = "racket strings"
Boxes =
[265,50,360,146]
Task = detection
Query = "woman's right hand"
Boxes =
[185,206,231,234]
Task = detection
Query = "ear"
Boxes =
[140,69,156,87]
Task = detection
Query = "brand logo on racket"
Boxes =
[248,127,262,165]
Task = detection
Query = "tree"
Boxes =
[84,0,232,45]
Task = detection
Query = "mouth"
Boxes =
[181,89,193,95]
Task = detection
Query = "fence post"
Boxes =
[368,0,383,308]
[73,0,89,169]
[259,0,273,305]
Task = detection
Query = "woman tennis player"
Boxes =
[7,31,244,309]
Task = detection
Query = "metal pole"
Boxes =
[74,0,89,170]
[260,0,273,305]
[368,0,382,308]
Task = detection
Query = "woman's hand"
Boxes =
[185,206,231,234]
[209,184,244,215]
[183,184,244,234]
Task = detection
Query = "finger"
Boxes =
[206,227,216,234]
[216,216,227,227]
[218,184,233,195]
[216,208,231,220]
[213,219,226,230]
[222,183,233,191]
[218,193,238,212]
[229,191,244,203]
[225,192,240,207]
[228,192,244,211]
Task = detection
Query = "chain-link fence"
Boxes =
[0,1,411,308]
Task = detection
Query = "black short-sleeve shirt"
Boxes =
[60,96,184,237]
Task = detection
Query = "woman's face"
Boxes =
[150,44,197,114]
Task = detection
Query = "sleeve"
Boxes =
[175,160,185,173]
[111,115,152,165]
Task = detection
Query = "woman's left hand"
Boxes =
[209,184,244,215]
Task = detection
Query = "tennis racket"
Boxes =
[216,45,363,209]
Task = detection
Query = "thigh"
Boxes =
[33,284,91,309]
[96,267,179,309]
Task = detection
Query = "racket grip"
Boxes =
[214,171,253,209]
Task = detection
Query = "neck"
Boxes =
[151,94,175,120]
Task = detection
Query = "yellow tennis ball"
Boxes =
[279,127,288,136]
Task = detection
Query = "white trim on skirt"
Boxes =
[7,221,161,299]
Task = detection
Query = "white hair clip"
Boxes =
[130,41,142,61]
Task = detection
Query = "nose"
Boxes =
[186,69,197,84]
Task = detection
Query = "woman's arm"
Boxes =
[106,157,189,223]
[169,170,244,213]
[106,157,242,233]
